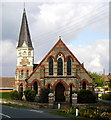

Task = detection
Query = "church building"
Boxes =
[14,9,94,102]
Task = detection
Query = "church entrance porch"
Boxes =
[55,83,65,102]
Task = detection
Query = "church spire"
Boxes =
[17,8,33,48]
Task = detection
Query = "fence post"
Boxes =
[72,93,77,105]
[48,93,54,108]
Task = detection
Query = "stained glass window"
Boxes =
[57,58,63,75]
[67,57,71,75]
[49,57,53,75]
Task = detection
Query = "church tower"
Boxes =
[14,9,34,91]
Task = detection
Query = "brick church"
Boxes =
[14,9,94,102]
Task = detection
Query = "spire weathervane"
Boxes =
[23,2,26,12]
[59,36,61,40]
[24,2,25,9]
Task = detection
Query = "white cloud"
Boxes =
[1,40,16,76]
[2,0,110,3]
[2,40,16,63]
[68,40,109,74]
[1,1,109,76]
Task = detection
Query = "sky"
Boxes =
[0,0,110,77]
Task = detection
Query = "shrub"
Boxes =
[10,90,19,100]
[18,91,23,100]
[102,94,111,100]
[24,89,36,102]
[39,88,53,103]
[77,89,97,103]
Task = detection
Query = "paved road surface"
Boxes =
[1,105,74,120]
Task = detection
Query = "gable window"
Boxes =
[49,57,53,75]
[21,70,24,78]
[57,58,63,75]
[67,57,71,75]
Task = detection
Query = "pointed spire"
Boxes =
[17,8,33,48]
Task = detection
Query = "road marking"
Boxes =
[30,109,44,113]
[0,113,11,118]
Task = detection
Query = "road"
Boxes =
[1,105,74,120]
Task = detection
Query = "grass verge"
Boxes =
[51,110,92,120]
[1,103,34,109]
[0,92,11,99]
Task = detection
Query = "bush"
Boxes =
[39,88,53,103]
[24,89,36,102]
[77,89,97,103]
[10,90,19,100]
[18,91,23,100]
[10,90,23,100]
[102,94,111,100]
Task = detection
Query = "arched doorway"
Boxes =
[33,82,38,94]
[55,83,65,102]
[48,84,50,89]
[82,81,86,89]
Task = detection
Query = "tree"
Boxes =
[108,79,111,88]
[89,72,106,87]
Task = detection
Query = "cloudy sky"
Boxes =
[1,0,110,77]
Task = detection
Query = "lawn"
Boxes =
[1,103,34,109]
[0,92,11,99]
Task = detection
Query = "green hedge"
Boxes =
[10,90,19,100]
[24,89,36,102]
[10,90,23,100]
[102,94,111,100]
[77,89,97,103]
[38,88,53,103]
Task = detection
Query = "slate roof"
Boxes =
[0,77,15,89]
[17,9,33,48]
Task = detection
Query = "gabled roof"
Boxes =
[17,9,33,48]
[28,39,93,79]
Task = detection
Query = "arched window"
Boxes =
[48,84,50,89]
[82,81,86,89]
[19,84,23,92]
[67,57,71,75]
[49,57,53,75]
[21,70,24,78]
[34,82,38,94]
[23,51,26,55]
[26,70,29,78]
[57,58,63,75]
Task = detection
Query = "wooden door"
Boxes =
[55,83,65,102]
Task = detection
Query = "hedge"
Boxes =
[77,89,97,103]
